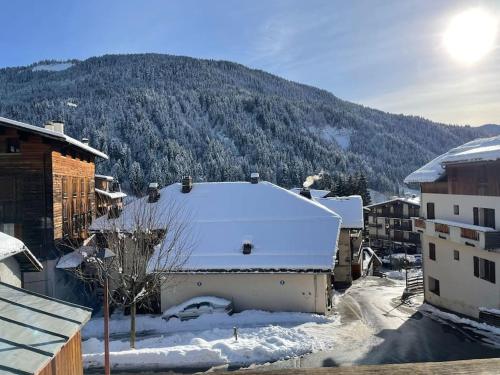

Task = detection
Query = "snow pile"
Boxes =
[384,268,422,280]
[83,324,330,370]
[420,304,500,348]
[82,310,338,370]
[163,296,231,317]
[83,310,332,339]
[0,232,27,261]
[405,135,500,183]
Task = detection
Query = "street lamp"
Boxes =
[92,247,115,375]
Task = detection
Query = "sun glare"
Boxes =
[443,8,497,65]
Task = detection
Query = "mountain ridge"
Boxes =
[0,53,489,193]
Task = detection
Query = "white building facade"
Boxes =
[405,136,500,319]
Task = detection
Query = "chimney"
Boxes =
[81,137,89,145]
[148,182,160,203]
[300,187,312,200]
[250,173,260,184]
[44,121,55,131]
[242,241,253,255]
[181,176,193,193]
[52,121,64,134]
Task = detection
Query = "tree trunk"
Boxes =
[130,301,136,349]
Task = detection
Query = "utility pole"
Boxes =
[104,274,111,375]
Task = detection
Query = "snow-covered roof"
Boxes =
[366,195,420,208]
[404,135,500,184]
[95,188,127,199]
[95,174,114,181]
[0,232,43,271]
[314,196,364,229]
[93,181,341,272]
[289,189,364,229]
[289,188,330,199]
[0,116,108,159]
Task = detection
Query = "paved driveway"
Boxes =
[265,277,500,369]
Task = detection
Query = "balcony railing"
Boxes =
[413,217,500,251]
[435,223,450,234]
[461,227,479,241]
[415,218,426,229]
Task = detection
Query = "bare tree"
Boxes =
[64,197,193,348]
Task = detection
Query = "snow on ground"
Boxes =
[383,268,422,281]
[82,310,339,370]
[32,62,74,72]
[419,304,500,348]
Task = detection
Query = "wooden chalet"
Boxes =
[0,116,108,296]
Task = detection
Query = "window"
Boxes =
[473,207,496,229]
[72,178,78,197]
[6,138,20,153]
[81,178,85,197]
[474,256,496,284]
[453,205,459,215]
[427,202,435,219]
[62,177,68,199]
[453,250,460,261]
[484,208,495,229]
[429,243,436,260]
[428,277,440,296]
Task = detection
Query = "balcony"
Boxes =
[411,217,500,251]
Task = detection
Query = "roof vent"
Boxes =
[242,241,253,255]
[250,173,260,184]
[44,121,55,131]
[299,187,312,199]
[52,121,64,134]
[148,182,160,203]
[81,137,89,145]
[181,176,193,193]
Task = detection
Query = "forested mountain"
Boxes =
[0,54,488,194]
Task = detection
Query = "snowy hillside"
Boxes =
[0,54,488,193]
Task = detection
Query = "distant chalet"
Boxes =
[0,116,108,296]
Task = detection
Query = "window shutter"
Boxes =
[490,261,496,284]
[473,256,479,277]
[473,207,479,226]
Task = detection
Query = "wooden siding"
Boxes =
[422,160,500,196]
[52,151,95,240]
[37,331,84,375]
[0,127,54,259]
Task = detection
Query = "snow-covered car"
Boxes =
[162,296,233,321]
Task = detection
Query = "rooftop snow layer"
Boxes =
[0,116,108,159]
[313,196,364,229]
[404,135,500,184]
[0,232,42,271]
[366,195,420,208]
[95,188,127,199]
[290,189,364,229]
[92,181,341,272]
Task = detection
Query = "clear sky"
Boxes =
[1,0,499,126]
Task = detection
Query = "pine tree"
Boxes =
[357,173,372,206]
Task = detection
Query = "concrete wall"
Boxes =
[161,273,330,314]
[0,257,22,287]
[422,233,500,318]
[422,193,500,228]
[334,230,352,283]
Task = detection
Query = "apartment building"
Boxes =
[365,197,421,254]
[405,136,500,319]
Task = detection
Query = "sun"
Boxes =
[443,8,497,65]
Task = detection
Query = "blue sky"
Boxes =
[1,0,499,125]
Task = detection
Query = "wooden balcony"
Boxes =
[434,223,449,234]
[414,218,500,251]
